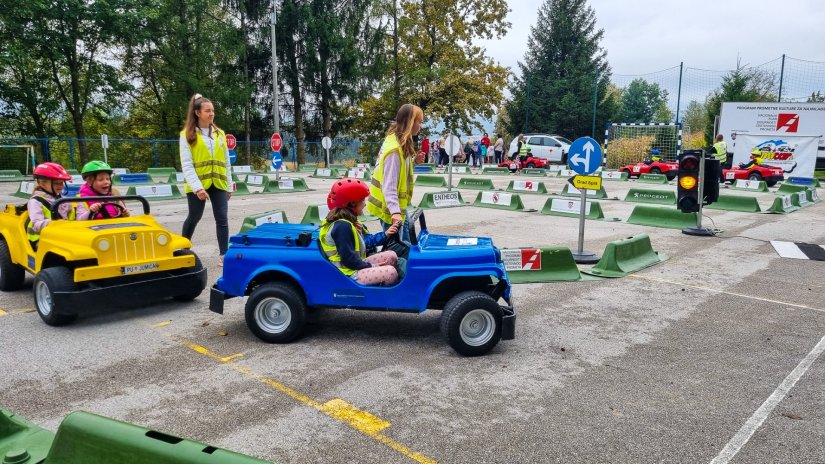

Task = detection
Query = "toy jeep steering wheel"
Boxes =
[50,195,150,217]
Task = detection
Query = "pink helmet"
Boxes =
[327,179,369,210]
[33,162,71,181]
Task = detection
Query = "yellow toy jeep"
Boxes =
[0,195,206,325]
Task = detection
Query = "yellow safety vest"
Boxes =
[26,197,52,243]
[518,142,530,156]
[319,219,366,276]
[713,141,728,163]
[181,129,228,193]
[366,134,413,223]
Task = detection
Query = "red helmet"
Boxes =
[327,178,369,210]
[33,162,71,181]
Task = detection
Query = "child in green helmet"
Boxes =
[75,160,130,220]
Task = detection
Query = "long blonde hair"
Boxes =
[386,104,423,159]
[184,94,223,145]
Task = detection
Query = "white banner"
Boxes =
[432,191,461,207]
[480,191,512,205]
[550,198,592,214]
[733,134,819,178]
[135,185,173,197]
[255,211,285,225]
[512,180,538,192]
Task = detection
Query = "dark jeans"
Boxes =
[182,186,229,255]
[438,149,449,166]
[494,150,503,164]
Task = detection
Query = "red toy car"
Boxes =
[619,160,679,180]
[499,157,548,172]
[723,164,784,186]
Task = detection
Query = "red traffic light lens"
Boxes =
[680,156,699,171]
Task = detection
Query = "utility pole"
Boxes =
[270,2,280,134]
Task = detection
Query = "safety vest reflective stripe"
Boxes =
[713,142,727,162]
[519,143,530,155]
[26,203,51,242]
[318,219,365,276]
[181,129,228,193]
[366,134,413,223]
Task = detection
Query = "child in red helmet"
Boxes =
[26,162,73,249]
[319,179,400,286]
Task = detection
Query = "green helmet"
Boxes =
[81,160,113,178]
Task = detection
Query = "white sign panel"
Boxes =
[480,191,512,205]
[501,248,543,271]
[548,165,564,171]
[348,169,366,179]
[733,134,819,178]
[512,180,539,192]
[566,186,598,196]
[318,204,330,218]
[247,175,264,185]
[255,211,285,225]
[432,191,461,207]
[550,198,592,215]
[446,237,478,246]
[316,168,332,176]
[233,165,253,173]
[733,179,761,190]
[278,179,295,189]
[19,181,34,195]
[112,168,127,175]
[450,166,468,174]
[558,169,576,177]
[175,173,185,182]
[720,102,825,153]
[135,185,173,197]
[601,171,623,179]
[68,175,83,185]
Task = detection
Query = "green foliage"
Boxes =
[620,79,670,123]
[704,63,778,145]
[682,100,707,132]
[808,91,825,103]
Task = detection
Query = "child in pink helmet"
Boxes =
[26,162,73,248]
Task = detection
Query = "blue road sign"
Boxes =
[567,137,603,175]
[271,151,283,170]
[228,149,237,165]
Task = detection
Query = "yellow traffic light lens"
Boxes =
[679,176,697,190]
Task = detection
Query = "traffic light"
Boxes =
[677,150,701,213]
[703,157,720,204]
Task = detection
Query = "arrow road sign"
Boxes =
[567,137,603,175]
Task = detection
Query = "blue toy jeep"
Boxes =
[210,209,515,356]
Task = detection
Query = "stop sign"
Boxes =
[226,134,237,150]
[270,133,282,152]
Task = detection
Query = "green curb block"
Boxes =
[560,184,608,199]
[794,192,811,208]
[806,188,821,203]
[300,204,377,224]
[787,177,821,187]
[0,409,54,464]
[146,167,177,177]
[233,181,251,195]
[766,194,799,214]
[506,180,548,194]
[239,209,289,233]
[265,177,309,193]
[457,177,495,190]
[245,174,270,191]
[705,194,762,212]
[417,191,467,209]
[540,197,605,220]
[126,184,183,200]
[415,175,448,187]
[0,170,24,182]
[12,181,35,199]
[775,183,808,195]
[601,171,629,181]
[638,173,669,184]
[624,188,676,205]
[521,168,548,176]
[311,167,341,178]
[732,179,769,192]
[583,234,668,278]
[481,167,511,175]
[328,164,347,171]
[299,165,318,172]
[472,191,527,211]
[503,247,583,283]
[166,173,185,184]
[627,205,699,229]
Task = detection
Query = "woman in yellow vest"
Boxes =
[366,103,424,243]
[179,94,234,266]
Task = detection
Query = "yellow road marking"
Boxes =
[0,309,7,316]
[149,327,436,463]
[629,275,825,314]
[0,308,35,317]
[152,320,172,328]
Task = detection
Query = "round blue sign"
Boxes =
[228,149,237,165]
[271,151,283,170]
[567,137,603,175]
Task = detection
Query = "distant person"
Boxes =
[739,149,764,170]
[512,134,526,161]
[643,149,661,165]
[712,134,729,181]
[493,133,505,164]
[437,135,449,166]
[419,137,430,165]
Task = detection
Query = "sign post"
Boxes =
[567,136,603,264]
[444,134,462,191]
[270,133,283,180]
[322,136,332,167]
[101,134,109,164]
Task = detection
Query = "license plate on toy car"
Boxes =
[121,262,159,275]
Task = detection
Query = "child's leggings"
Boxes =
[353,251,398,286]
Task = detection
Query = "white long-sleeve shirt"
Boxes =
[179,127,234,193]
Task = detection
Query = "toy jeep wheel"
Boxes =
[172,249,205,302]
[245,282,306,343]
[440,291,502,356]
[0,238,26,291]
[33,267,78,326]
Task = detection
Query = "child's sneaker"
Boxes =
[218,255,224,267]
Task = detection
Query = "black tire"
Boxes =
[649,167,661,175]
[622,169,632,177]
[245,282,306,343]
[748,172,762,181]
[526,162,536,168]
[33,266,78,326]
[440,291,502,357]
[561,152,568,164]
[172,249,205,302]
[0,238,26,291]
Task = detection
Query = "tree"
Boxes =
[619,79,669,123]
[704,62,778,145]
[808,91,825,103]
[504,0,613,140]
[682,100,707,132]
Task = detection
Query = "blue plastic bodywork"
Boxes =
[215,221,511,313]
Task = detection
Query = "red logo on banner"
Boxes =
[776,113,799,132]
[492,192,500,203]
[525,181,533,190]
[521,249,541,270]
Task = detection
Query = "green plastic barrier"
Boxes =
[126,184,184,200]
[300,204,376,224]
[638,173,668,184]
[328,164,347,171]
[624,188,676,205]
[481,167,511,175]
[244,174,270,192]
[503,247,582,283]
[731,179,769,192]
[521,168,548,176]
[239,209,289,232]
[417,191,467,209]
[415,175,447,187]
[794,191,811,208]
[166,172,185,184]
[626,205,699,229]
[12,181,35,199]
[540,197,605,220]
[806,188,821,203]
[601,170,629,181]
[0,170,24,182]
[559,184,608,199]
[472,191,527,211]
[457,177,495,190]
[46,411,268,463]
[233,181,250,196]
[766,194,799,214]
[775,183,808,195]
[583,234,667,278]
[311,167,341,178]
[0,409,54,464]
[299,165,318,172]
[265,177,309,193]
[705,194,762,212]
[146,167,177,178]
[506,180,547,194]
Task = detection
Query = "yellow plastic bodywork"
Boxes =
[0,204,194,283]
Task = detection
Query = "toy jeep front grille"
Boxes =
[101,232,165,263]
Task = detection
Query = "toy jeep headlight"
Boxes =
[156,234,169,246]
[96,239,111,252]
